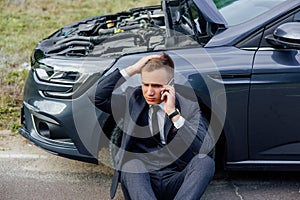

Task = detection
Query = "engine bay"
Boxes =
[37,6,165,57]
[36,3,200,58]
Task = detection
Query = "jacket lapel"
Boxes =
[126,93,147,135]
[115,89,147,168]
[124,90,182,144]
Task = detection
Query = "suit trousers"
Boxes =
[120,154,215,200]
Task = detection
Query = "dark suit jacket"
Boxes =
[89,69,207,199]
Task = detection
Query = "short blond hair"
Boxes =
[142,52,174,78]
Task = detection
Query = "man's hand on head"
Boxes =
[125,54,162,77]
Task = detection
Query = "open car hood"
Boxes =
[192,0,227,26]
[33,0,227,59]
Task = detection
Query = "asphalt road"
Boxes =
[1,131,300,200]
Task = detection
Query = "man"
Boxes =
[89,53,214,200]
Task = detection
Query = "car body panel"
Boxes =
[19,0,300,170]
[249,49,300,160]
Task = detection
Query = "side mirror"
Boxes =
[266,22,300,50]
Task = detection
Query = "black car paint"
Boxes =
[20,0,300,171]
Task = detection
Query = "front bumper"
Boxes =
[20,101,98,164]
[19,69,109,164]
[19,125,97,164]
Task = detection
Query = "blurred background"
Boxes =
[0,0,161,132]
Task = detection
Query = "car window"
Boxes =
[294,11,300,21]
[215,0,287,26]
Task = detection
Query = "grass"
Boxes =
[0,0,160,132]
[0,69,28,131]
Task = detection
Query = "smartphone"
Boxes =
[166,78,174,86]
[161,78,174,96]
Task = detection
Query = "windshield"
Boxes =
[214,0,288,26]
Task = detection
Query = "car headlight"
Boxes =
[31,57,115,98]
[34,64,89,85]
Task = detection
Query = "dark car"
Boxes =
[20,0,300,171]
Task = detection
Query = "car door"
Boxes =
[249,10,300,161]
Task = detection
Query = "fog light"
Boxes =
[38,122,50,138]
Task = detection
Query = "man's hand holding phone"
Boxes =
[161,78,178,120]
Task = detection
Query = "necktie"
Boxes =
[151,105,160,136]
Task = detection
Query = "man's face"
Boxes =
[141,68,170,105]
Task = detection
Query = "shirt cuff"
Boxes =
[120,69,130,80]
[173,116,185,129]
